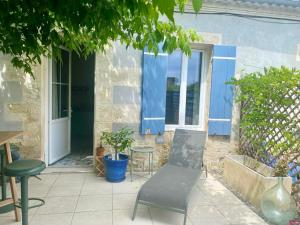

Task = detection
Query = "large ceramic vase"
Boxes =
[261,177,297,225]
[103,153,128,183]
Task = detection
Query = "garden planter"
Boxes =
[224,155,292,209]
[103,153,129,182]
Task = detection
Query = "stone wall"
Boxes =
[2,10,299,168]
[93,10,300,170]
[94,38,220,170]
[94,43,174,169]
[94,42,166,169]
[0,54,42,159]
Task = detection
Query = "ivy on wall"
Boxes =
[230,67,300,176]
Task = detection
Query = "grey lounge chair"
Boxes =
[132,129,207,225]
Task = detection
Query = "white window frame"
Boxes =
[165,48,208,131]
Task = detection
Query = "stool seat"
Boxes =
[4,160,46,177]
[4,159,46,225]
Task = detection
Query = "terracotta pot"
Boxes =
[96,146,105,157]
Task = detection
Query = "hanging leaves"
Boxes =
[192,0,202,13]
[153,0,176,22]
[0,0,203,76]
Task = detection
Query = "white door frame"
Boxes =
[45,48,72,165]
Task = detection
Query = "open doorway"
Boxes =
[49,51,95,167]
[69,53,95,166]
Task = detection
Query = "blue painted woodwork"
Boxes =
[288,162,300,184]
[141,49,168,135]
[208,45,236,135]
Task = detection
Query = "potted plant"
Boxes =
[100,127,134,182]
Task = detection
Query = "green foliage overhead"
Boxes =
[230,67,300,176]
[192,0,202,13]
[100,128,134,160]
[0,0,202,75]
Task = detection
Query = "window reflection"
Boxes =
[52,49,70,120]
[185,51,202,125]
[165,51,182,125]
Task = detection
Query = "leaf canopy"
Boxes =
[0,0,202,75]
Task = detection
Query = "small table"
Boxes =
[130,146,154,182]
[0,131,22,221]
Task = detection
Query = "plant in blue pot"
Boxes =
[100,128,134,182]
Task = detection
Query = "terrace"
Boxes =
[0,172,267,225]
[0,1,300,225]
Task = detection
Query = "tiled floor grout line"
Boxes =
[30,173,60,220]
[213,204,232,225]
[1,172,270,225]
[69,174,87,225]
[112,182,114,225]
[147,206,155,225]
[44,173,61,197]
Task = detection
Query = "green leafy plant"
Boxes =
[229,67,300,176]
[100,128,134,160]
[0,0,203,76]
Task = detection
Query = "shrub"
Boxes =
[100,128,134,160]
[229,67,300,176]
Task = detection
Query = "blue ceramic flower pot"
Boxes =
[103,153,129,182]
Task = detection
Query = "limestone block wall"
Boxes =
[94,42,175,169]
[0,54,42,159]
[94,39,223,170]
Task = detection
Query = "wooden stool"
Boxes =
[95,156,105,177]
[0,142,21,221]
[95,146,105,177]
[0,148,8,201]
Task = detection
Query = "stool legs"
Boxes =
[20,176,29,225]
[4,143,21,221]
[130,150,133,182]
[1,153,7,200]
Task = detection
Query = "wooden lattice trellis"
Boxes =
[239,85,300,208]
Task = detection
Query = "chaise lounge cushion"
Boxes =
[133,129,207,225]
[138,164,200,211]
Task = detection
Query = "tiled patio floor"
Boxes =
[0,172,268,225]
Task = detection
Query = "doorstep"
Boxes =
[42,166,94,174]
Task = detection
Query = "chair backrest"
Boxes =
[168,129,207,170]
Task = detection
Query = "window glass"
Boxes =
[61,50,69,84]
[61,85,69,117]
[52,84,60,119]
[52,49,70,119]
[185,51,202,125]
[165,51,182,125]
[52,60,60,83]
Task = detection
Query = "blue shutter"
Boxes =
[208,45,236,136]
[141,49,168,135]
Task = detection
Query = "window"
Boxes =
[165,50,182,124]
[165,50,204,128]
[52,49,70,119]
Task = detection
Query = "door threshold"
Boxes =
[42,166,94,174]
